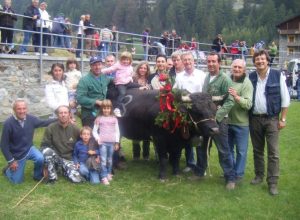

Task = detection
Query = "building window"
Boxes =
[288,47,294,55]
[288,35,295,43]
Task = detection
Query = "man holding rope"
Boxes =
[195,51,236,190]
[1,98,55,184]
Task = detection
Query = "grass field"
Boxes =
[0,102,300,220]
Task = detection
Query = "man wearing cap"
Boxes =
[77,56,111,127]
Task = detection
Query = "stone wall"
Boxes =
[0,54,91,122]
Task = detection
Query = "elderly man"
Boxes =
[77,56,111,127]
[249,50,290,195]
[173,51,206,173]
[41,105,83,183]
[228,59,253,181]
[195,51,236,190]
[1,99,55,184]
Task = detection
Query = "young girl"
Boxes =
[65,58,82,114]
[92,99,120,185]
[73,126,100,184]
[101,51,140,117]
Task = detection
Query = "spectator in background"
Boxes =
[268,41,278,67]
[76,14,85,58]
[84,14,95,57]
[100,24,113,59]
[190,37,197,50]
[230,40,240,60]
[64,17,72,50]
[211,34,224,53]
[142,28,150,60]
[111,25,118,56]
[296,74,300,101]
[0,0,17,53]
[159,31,169,55]
[239,40,248,61]
[19,0,40,55]
[51,13,66,48]
[167,29,181,56]
[35,1,50,55]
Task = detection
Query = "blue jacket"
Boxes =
[73,140,99,164]
[0,115,55,163]
[249,69,281,116]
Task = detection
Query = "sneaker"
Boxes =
[182,167,192,173]
[101,177,110,185]
[269,184,278,195]
[35,52,40,56]
[20,52,28,55]
[107,174,113,181]
[226,181,236,190]
[43,53,48,56]
[250,176,263,185]
[113,108,122,117]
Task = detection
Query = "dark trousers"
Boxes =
[76,34,84,57]
[196,118,235,182]
[0,28,14,45]
[249,115,279,185]
[34,28,49,53]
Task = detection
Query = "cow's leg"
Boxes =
[159,157,168,180]
[169,150,181,176]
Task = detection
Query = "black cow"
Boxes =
[110,88,219,180]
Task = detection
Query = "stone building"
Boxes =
[277,14,300,67]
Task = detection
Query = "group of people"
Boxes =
[211,34,279,66]
[0,0,117,58]
[1,46,290,195]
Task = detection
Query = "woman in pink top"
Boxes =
[101,51,141,117]
[92,99,120,185]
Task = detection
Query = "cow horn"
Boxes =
[181,94,191,102]
[212,95,225,102]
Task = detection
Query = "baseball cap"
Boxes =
[89,56,103,65]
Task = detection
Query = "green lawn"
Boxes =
[0,102,300,219]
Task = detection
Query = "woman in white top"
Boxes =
[45,63,69,117]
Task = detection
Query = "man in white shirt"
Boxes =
[248,50,290,195]
[173,51,206,93]
[173,51,206,173]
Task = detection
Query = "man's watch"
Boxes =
[281,118,286,122]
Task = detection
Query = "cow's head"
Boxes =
[181,92,219,136]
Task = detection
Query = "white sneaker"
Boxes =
[101,177,110,185]
[43,53,48,56]
[182,167,192,173]
[107,174,113,181]
[35,52,40,55]
[114,108,122,117]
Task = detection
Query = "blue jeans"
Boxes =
[53,34,65,48]
[79,162,100,184]
[196,119,235,182]
[19,31,33,53]
[99,143,114,179]
[116,82,140,109]
[228,125,249,178]
[184,143,195,168]
[5,146,44,184]
[101,41,110,59]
